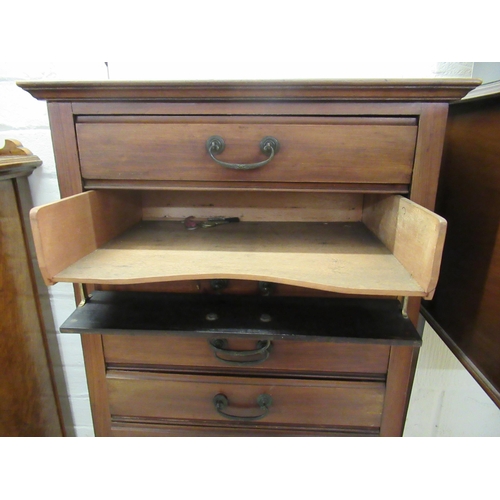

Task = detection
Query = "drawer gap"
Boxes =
[104,363,388,382]
[84,179,411,193]
[110,416,380,436]
[76,115,418,125]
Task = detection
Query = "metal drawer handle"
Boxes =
[206,135,280,170]
[209,338,271,365]
[213,393,273,421]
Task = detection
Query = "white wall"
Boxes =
[404,323,500,436]
[2,61,499,437]
[473,62,500,83]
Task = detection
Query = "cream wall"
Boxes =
[1,61,498,436]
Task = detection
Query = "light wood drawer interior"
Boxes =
[30,190,446,298]
[76,116,417,185]
[103,334,390,376]
[107,371,385,429]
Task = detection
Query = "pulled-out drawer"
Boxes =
[103,334,390,377]
[30,190,446,298]
[76,116,417,186]
[107,371,385,429]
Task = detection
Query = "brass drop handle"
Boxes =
[213,393,273,421]
[206,135,280,170]
[209,338,271,365]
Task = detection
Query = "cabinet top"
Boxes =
[17,79,481,102]
[0,139,42,180]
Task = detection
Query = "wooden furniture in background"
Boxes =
[19,80,480,436]
[423,82,500,407]
[0,139,63,436]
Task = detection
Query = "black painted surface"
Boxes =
[61,291,421,346]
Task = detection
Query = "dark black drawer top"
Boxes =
[61,291,421,346]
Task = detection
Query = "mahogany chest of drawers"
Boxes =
[19,79,480,436]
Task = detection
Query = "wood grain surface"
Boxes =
[107,371,385,429]
[76,118,417,185]
[103,334,390,376]
[18,79,482,436]
[30,192,445,297]
[423,93,500,407]
[0,178,62,436]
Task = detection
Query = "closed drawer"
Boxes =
[103,334,390,377]
[76,116,417,185]
[107,371,385,429]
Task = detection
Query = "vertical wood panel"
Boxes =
[380,345,419,436]
[47,102,83,198]
[80,334,111,436]
[410,103,449,210]
[380,103,450,435]
[47,102,109,434]
[0,179,63,436]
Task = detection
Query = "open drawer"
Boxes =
[29,190,446,298]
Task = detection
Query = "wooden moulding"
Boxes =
[0,139,42,180]
[30,191,446,298]
[17,78,482,102]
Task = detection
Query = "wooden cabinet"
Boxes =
[19,79,480,436]
[423,83,500,407]
[0,140,63,436]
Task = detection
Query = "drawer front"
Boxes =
[103,334,390,376]
[76,117,417,185]
[107,371,385,428]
